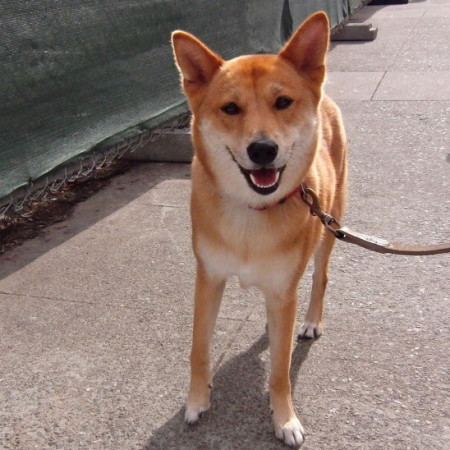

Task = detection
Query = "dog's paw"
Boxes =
[184,384,212,425]
[274,416,305,447]
[184,403,210,425]
[297,321,322,339]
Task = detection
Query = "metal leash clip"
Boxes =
[300,185,342,238]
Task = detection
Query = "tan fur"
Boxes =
[172,11,347,447]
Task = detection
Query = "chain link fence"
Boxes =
[0,113,190,219]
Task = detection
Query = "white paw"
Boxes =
[184,403,209,425]
[274,417,305,447]
[298,321,322,339]
[184,381,212,424]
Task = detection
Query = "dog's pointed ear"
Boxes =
[171,31,223,88]
[279,11,330,85]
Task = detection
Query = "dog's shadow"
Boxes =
[145,331,315,449]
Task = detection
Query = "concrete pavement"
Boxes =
[1,1,449,448]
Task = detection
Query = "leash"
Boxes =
[300,183,450,256]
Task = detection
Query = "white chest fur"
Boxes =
[195,207,300,293]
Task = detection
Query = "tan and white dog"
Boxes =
[172,11,347,447]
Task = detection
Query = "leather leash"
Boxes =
[300,183,450,256]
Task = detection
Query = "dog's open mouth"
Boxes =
[240,166,284,195]
[226,146,285,195]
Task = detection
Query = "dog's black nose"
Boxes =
[247,139,278,165]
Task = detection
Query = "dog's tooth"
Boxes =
[249,170,280,189]
[250,173,266,188]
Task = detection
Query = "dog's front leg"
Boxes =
[185,263,225,424]
[266,288,305,447]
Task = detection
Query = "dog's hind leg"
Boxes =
[185,263,225,424]
[298,230,336,339]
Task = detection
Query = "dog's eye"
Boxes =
[274,96,293,110]
[221,102,241,115]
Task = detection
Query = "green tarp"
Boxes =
[0,0,367,205]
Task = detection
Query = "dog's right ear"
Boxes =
[171,31,223,89]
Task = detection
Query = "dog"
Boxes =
[171,11,347,447]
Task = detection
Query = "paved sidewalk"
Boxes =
[1,1,449,449]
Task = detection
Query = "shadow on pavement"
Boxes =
[0,163,190,282]
[145,332,316,449]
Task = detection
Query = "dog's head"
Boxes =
[172,12,330,208]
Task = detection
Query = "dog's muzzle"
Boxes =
[243,139,284,195]
[227,141,285,196]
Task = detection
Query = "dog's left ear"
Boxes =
[279,11,330,85]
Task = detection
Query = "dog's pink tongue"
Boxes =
[250,168,278,187]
